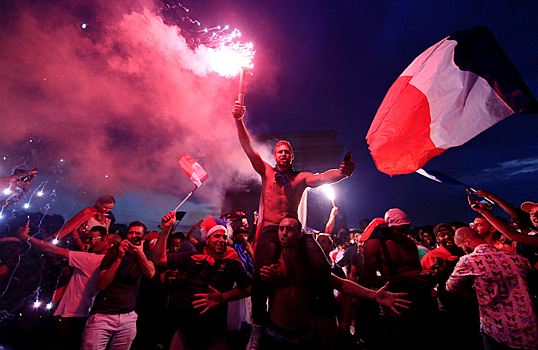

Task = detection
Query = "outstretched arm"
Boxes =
[470,200,538,247]
[232,102,266,175]
[329,274,411,315]
[192,285,250,314]
[17,222,69,260]
[304,160,355,188]
[152,211,176,267]
[474,190,518,219]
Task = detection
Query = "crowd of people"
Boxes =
[0,102,537,350]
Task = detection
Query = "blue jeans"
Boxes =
[80,311,138,350]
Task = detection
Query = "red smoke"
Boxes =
[0,1,269,220]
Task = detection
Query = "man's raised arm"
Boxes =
[470,200,538,248]
[152,211,176,267]
[17,221,69,260]
[232,102,266,175]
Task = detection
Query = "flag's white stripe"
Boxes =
[415,168,442,183]
[403,39,513,149]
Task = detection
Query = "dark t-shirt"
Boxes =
[167,251,252,329]
[91,247,142,314]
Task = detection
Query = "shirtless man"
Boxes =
[260,216,410,350]
[232,102,355,349]
[361,208,434,350]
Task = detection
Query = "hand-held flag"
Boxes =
[366,26,538,176]
[178,154,209,190]
[174,155,209,211]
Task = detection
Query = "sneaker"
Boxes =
[246,323,263,350]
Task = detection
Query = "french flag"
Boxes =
[366,26,537,176]
[178,154,209,189]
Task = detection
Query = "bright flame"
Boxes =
[203,29,255,77]
[321,185,335,201]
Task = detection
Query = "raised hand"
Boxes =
[339,160,355,177]
[161,211,176,228]
[232,101,246,120]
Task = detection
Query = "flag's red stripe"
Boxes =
[367,76,445,175]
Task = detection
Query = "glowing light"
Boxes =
[37,191,44,196]
[34,301,41,308]
[321,185,335,202]
[82,23,87,29]
[60,159,64,162]
[206,42,254,77]
[23,203,30,209]
[52,238,59,245]
[105,175,108,178]
[4,188,12,195]
[46,302,53,309]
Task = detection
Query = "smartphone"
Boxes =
[14,167,38,182]
[343,151,352,162]
[467,189,494,209]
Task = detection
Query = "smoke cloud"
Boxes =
[0,0,271,220]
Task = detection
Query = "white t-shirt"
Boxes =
[53,251,104,317]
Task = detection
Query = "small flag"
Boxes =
[366,26,537,176]
[178,154,208,189]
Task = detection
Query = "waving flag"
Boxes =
[178,154,208,189]
[366,26,537,176]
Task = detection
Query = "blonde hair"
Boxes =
[274,140,293,154]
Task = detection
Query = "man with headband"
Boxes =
[153,212,252,350]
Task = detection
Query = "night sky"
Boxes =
[1,0,537,231]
